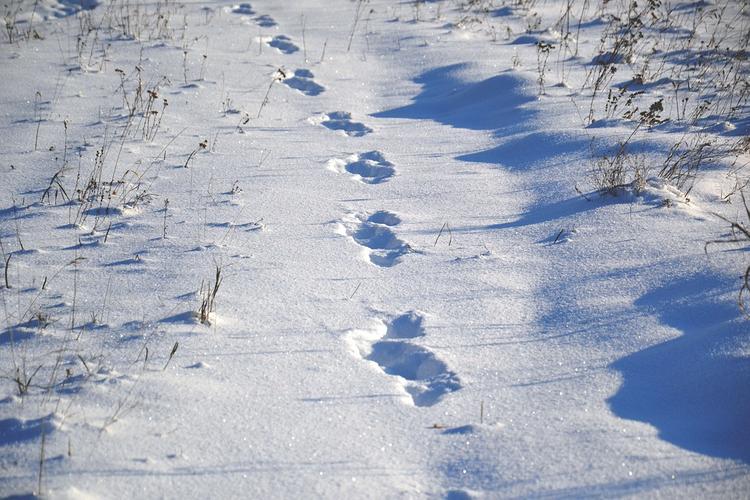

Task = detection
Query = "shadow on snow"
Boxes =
[609,274,750,463]
[372,64,536,134]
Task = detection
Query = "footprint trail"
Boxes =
[327,151,395,184]
[283,69,325,96]
[347,311,462,407]
[340,211,412,267]
[230,3,254,15]
[255,14,276,27]
[268,35,299,54]
[315,111,373,137]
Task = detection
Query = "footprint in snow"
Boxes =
[267,35,299,54]
[255,14,276,27]
[327,151,395,184]
[347,311,462,407]
[230,3,254,15]
[340,211,412,267]
[283,69,325,96]
[317,111,372,137]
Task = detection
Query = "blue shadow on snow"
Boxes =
[458,130,591,170]
[608,274,750,463]
[373,64,536,133]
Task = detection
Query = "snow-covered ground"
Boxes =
[1,0,749,497]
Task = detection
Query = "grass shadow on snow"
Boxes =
[608,274,750,463]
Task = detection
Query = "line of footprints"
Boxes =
[253,14,462,408]
[319,110,462,406]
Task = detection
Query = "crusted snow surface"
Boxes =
[0,0,748,498]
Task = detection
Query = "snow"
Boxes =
[1,0,749,497]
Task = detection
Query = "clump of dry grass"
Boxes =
[198,265,222,324]
[184,139,208,168]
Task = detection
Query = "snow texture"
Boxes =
[0,0,748,498]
